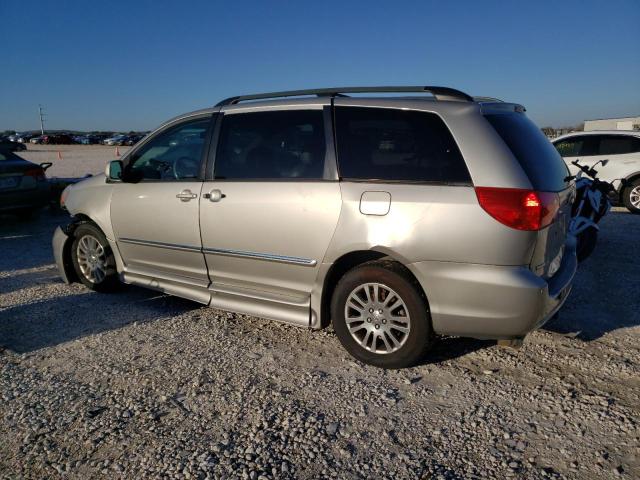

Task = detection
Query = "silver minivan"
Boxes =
[53,86,577,368]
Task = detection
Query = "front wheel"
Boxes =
[331,260,433,369]
[622,179,640,214]
[71,223,120,292]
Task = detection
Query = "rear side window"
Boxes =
[485,113,569,192]
[598,135,640,155]
[215,110,326,180]
[334,107,470,184]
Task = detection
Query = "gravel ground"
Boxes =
[14,144,131,179]
[1,203,639,478]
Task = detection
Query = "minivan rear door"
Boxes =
[199,102,341,326]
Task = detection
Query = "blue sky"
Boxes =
[1,0,639,131]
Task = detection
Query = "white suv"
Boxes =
[552,130,640,213]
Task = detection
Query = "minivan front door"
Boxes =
[198,106,341,324]
[110,116,213,293]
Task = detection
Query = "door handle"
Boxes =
[203,189,226,202]
[176,189,198,202]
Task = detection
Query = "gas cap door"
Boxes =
[360,191,391,216]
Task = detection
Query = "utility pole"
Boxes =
[38,104,46,135]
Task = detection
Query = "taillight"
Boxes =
[475,187,560,231]
[24,168,46,182]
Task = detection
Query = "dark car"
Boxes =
[80,134,109,145]
[124,134,145,146]
[43,134,75,145]
[0,139,27,152]
[0,149,51,215]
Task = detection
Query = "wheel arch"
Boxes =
[620,171,640,198]
[319,249,430,329]
[60,214,116,284]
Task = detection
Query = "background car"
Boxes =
[103,134,127,145]
[0,149,51,216]
[42,134,75,145]
[124,134,145,146]
[552,130,640,213]
[0,139,27,152]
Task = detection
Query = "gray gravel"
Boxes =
[1,208,639,479]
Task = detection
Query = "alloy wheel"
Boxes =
[344,282,411,354]
[630,185,640,209]
[76,234,107,283]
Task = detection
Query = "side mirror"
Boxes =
[39,162,53,171]
[601,159,609,167]
[106,160,123,181]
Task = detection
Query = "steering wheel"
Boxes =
[173,156,199,179]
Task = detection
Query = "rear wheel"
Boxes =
[71,223,120,292]
[331,260,433,368]
[622,179,640,214]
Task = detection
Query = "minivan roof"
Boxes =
[164,86,526,128]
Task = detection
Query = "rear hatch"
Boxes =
[0,150,43,192]
[484,110,575,279]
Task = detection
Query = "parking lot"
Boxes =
[1,146,639,479]
[12,144,131,179]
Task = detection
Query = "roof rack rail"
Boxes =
[215,86,473,107]
[473,96,504,103]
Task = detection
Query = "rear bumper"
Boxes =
[408,235,577,339]
[0,184,50,211]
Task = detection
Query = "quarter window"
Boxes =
[214,110,326,180]
[126,117,211,181]
[598,135,640,155]
[334,107,470,183]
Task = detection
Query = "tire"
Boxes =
[331,260,433,369]
[576,227,598,263]
[622,178,640,214]
[71,223,120,292]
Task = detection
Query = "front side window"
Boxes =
[214,110,326,180]
[553,135,599,157]
[554,137,584,157]
[126,117,211,181]
[334,106,470,183]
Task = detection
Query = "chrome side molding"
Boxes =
[118,238,317,267]
[119,237,202,253]
[203,247,317,266]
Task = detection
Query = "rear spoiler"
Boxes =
[479,102,527,114]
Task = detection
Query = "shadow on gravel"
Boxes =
[0,286,199,353]
[544,211,640,341]
[0,266,60,296]
[425,337,493,363]
[0,210,63,272]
